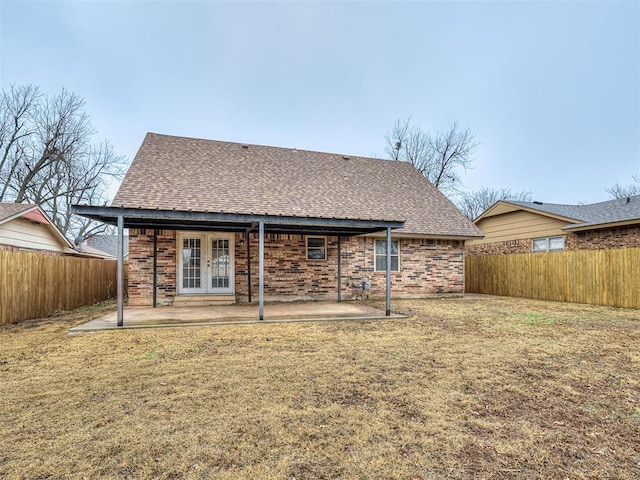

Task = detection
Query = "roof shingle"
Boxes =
[508,196,640,228]
[113,133,482,238]
[0,203,36,223]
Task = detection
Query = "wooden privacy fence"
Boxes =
[0,250,117,325]
[466,247,640,310]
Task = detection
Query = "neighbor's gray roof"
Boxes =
[113,133,482,238]
[508,195,640,228]
[84,235,129,257]
[0,203,36,223]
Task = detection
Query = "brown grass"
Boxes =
[1,296,639,479]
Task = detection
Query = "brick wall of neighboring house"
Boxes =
[466,225,640,256]
[465,238,532,255]
[127,229,177,306]
[126,231,465,305]
[565,226,640,250]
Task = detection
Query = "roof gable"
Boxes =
[475,196,640,231]
[475,201,583,224]
[0,203,74,250]
[0,203,37,224]
[112,133,482,238]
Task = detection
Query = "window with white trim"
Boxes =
[306,236,327,260]
[532,236,564,252]
[374,239,400,271]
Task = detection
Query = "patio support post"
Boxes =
[246,230,252,303]
[259,220,264,321]
[152,229,158,308]
[117,215,124,327]
[386,226,391,316]
[337,236,342,302]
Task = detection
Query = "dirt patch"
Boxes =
[1,296,639,478]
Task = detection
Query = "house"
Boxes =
[0,203,75,254]
[467,196,640,255]
[73,132,483,321]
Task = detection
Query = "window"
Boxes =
[532,236,564,253]
[375,239,400,271]
[306,236,326,260]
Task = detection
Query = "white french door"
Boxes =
[178,233,234,295]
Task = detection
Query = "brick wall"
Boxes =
[565,226,640,250]
[467,225,640,256]
[340,237,465,298]
[127,229,176,306]
[235,233,340,300]
[126,230,466,305]
[465,238,532,255]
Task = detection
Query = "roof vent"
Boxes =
[292,205,302,212]
[241,144,249,149]
[343,155,350,160]
[627,197,631,204]
[533,201,543,205]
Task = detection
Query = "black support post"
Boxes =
[152,229,158,308]
[259,221,264,321]
[337,236,342,302]
[386,227,391,316]
[247,230,252,303]
[117,215,124,327]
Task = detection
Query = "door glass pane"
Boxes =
[182,238,201,288]
[211,238,230,288]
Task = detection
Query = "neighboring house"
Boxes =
[467,196,640,255]
[74,132,483,307]
[77,235,129,259]
[0,203,75,255]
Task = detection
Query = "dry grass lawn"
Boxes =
[1,296,639,479]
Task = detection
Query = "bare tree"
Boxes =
[0,84,126,241]
[457,187,533,220]
[385,117,478,195]
[606,175,640,199]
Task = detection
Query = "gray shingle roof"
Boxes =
[85,235,129,257]
[508,196,640,228]
[0,203,35,223]
[113,133,482,238]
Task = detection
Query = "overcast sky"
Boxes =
[1,0,639,205]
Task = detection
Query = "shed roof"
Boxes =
[111,133,482,238]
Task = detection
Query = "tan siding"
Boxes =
[0,218,64,252]
[468,211,567,245]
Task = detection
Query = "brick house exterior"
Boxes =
[76,133,483,307]
[127,230,465,305]
[467,197,640,255]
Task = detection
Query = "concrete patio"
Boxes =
[68,301,406,333]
